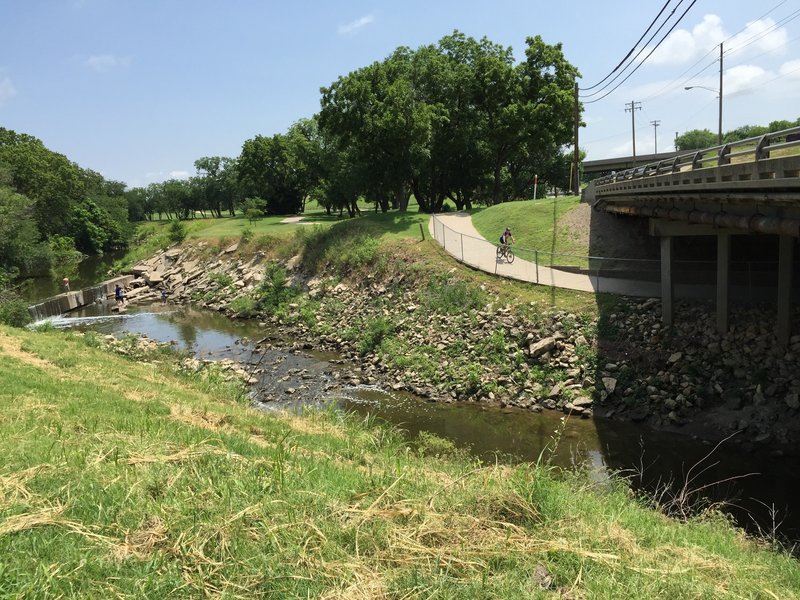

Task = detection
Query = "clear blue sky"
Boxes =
[1,0,798,188]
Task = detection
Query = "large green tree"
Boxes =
[238,120,322,215]
[318,31,580,212]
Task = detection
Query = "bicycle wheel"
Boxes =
[496,246,503,260]
[506,249,515,264]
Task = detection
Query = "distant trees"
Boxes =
[677,117,800,150]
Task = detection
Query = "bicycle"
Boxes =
[496,243,515,264]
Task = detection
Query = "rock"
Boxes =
[572,396,593,409]
[668,352,682,364]
[529,337,556,358]
[601,377,617,395]
[785,393,800,409]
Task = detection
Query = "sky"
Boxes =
[1,0,799,188]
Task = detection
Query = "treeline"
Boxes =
[1,31,581,281]
[676,117,800,150]
[0,128,130,281]
[130,31,582,220]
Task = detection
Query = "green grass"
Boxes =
[0,324,798,598]
[470,196,589,266]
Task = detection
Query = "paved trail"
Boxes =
[429,213,661,298]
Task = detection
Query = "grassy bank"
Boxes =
[1,325,798,597]
[470,196,585,259]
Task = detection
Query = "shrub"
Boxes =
[357,316,394,355]
[168,220,187,243]
[254,262,300,314]
[230,296,258,317]
[208,271,234,288]
[422,274,486,314]
[0,296,32,327]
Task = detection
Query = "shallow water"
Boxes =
[42,301,800,544]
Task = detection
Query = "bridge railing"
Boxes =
[595,125,800,185]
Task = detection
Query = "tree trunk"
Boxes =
[492,160,503,205]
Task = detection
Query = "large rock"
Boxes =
[529,337,556,358]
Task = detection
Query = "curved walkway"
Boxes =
[429,213,663,298]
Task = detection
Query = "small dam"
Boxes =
[28,275,135,322]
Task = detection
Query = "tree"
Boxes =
[69,200,123,254]
[242,197,267,224]
[238,120,321,215]
[0,186,50,277]
[676,129,717,151]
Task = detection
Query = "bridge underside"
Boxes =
[586,155,800,345]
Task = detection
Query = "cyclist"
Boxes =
[499,227,515,256]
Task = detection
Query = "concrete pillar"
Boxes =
[660,236,673,326]
[776,235,794,346]
[716,233,730,334]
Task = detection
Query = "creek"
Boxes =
[36,297,800,546]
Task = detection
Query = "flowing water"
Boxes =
[36,300,800,545]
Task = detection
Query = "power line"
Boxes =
[581,0,688,99]
[598,0,793,105]
[581,0,676,91]
[583,0,700,104]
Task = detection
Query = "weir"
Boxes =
[27,275,135,322]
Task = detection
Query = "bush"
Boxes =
[357,316,394,355]
[168,220,187,244]
[229,296,258,317]
[0,294,32,327]
[422,274,486,314]
[254,262,300,314]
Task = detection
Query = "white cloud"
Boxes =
[727,18,787,58]
[725,64,767,95]
[648,14,724,66]
[338,15,374,35]
[779,59,800,80]
[647,14,787,67]
[169,170,190,179]
[86,54,131,73]
[0,76,17,105]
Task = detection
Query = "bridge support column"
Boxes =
[716,233,730,334]
[660,236,673,326]
[777,235,794,346]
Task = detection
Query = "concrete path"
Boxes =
[429,213,664,298]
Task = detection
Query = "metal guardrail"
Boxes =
[595,125,800,185]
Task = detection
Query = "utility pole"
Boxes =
[573,82,580,195]
[675,131,679,151]
[625,100,642,165]
[650,120,661,154]
[718,42,724,145]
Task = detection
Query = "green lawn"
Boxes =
[470,196,588,266]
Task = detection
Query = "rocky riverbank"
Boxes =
[123,240,800,452]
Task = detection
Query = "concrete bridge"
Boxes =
[584,126,800,344]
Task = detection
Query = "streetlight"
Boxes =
[684,43,723,145]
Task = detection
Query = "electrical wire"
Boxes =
[590,0,793,105]
[581,0,676,91]
[580,0,687,99]
[582,0,700,104]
